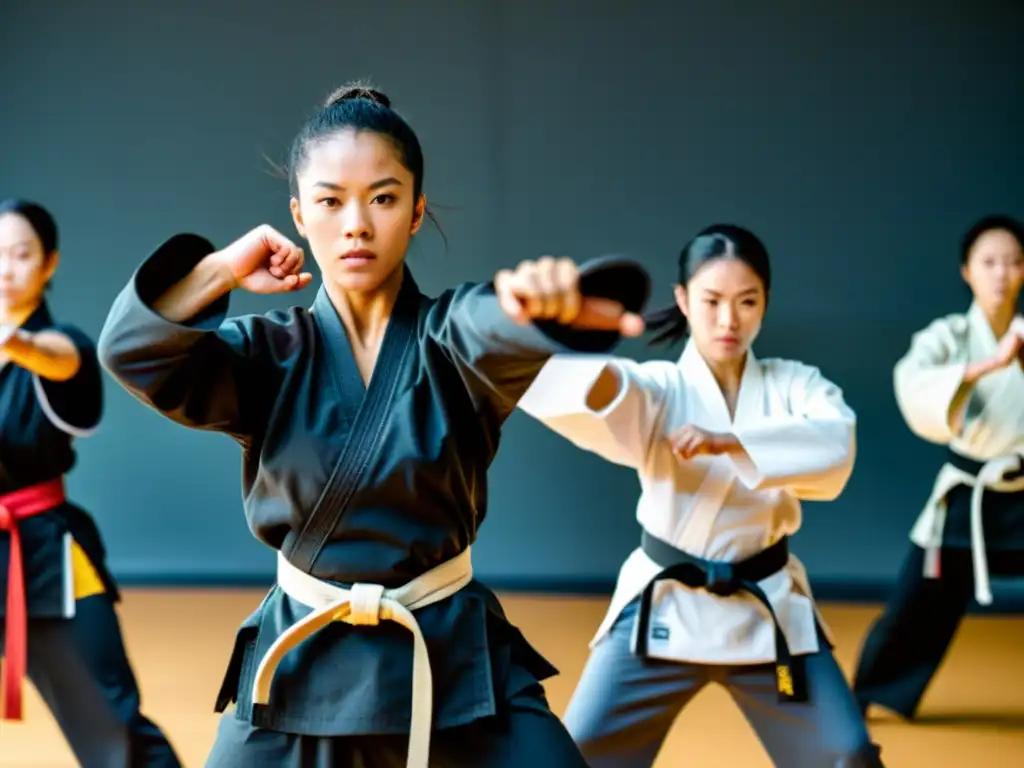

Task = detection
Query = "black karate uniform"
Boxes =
[0,302,181,767]
[97,233,650,767]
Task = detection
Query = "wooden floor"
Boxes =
[2,591,1023,767]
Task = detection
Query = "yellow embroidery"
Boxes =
[777,665,794,697]
[71,539,105,599]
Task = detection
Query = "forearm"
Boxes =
[0,328,80,381]
[962,357,1002,386]
[721,418,856,498]
[152,253,237,323]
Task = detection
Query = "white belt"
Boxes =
[921,453,1024,605]
[253,548,474,768]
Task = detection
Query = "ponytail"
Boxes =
[645,303,689,347]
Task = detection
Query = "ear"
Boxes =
[289,197,306,239]
[411,194,426,236]
[673,284,688,318]
[43,251,60,283]
[960,263,971,286]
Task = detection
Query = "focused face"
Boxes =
[960,228,1024,311]
[677,257,766,363]
[290,129,424,293]
[0,213,56,312]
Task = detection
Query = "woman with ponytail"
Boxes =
[97,81,649,767]
[519,224,882,767]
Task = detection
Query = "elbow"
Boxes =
[96,324,125,382]
[801,429,856,502]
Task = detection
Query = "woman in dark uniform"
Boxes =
[0,199,181,767]
[96,84,650,767]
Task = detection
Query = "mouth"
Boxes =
[715,336,740,345]
[340,249,377,264]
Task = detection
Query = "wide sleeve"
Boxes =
[33,324,103,437]
[431,259,649,412]
[892,318,968,444]
[517,356,670,468]
[97,233,282,443]
[728,362,856,501]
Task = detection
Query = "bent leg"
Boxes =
[25,594,182,767]
[851,545,972,718]
[205,682,588,768]
[561,600,708,768]
[727,649,884,767]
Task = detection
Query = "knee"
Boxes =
[831,742,885,768]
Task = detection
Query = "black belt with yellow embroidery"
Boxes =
[635,531,805,704]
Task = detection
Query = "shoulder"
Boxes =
[758,356,842,393]
[911,311,969,347]
[423,281,489,319]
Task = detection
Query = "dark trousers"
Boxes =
[205,680,588,768]
[852,543,1024,718]
[563,599,883,768]
[1,593,181,768]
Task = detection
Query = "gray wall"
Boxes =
[3,1,1023,602]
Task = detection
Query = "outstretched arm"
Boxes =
[434,255,650,414]
[518,356,669,468]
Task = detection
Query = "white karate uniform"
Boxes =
[518,340,856,665]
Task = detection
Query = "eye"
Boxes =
[742,299,757,307]
[318,197,339,208]
[703,298,718,306]
[372,193,396,205]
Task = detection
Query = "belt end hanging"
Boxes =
[923,546,941,579]
[775,657,808,704]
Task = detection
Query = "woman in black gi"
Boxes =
[0,199,181,767]
[96,84,651,767]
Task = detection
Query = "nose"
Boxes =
[0,255,13,279]
[717,302,738,329]
[341,200,372,241]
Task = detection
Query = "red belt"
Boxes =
[0,477,66,721]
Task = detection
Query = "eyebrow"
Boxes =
[313,177,403,192]
[702,287,761,297]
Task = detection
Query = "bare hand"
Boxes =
[671,425,736,460]
[211,225,314,295]
[494,256,645,336]
[991,317,1024,370]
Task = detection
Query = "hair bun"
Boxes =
[323,82,392,109]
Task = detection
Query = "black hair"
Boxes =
[960,214,1024,265]
[646,223,772,347]
[286,81,444,246]
[0,198,59,255]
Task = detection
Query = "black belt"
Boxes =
[947,448,1024,486]
[635,531,806,704]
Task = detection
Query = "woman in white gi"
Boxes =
[518,224,884,767]
[852,215,1024,720]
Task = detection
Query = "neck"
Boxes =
[705,353,746,398]
[0,298,41,329]
[979,299,1016,338]
[324,266,404,349]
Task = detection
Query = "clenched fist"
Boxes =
[211,224,314,295]
[495,256,644,336]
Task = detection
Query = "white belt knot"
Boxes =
[253,548,473,768]
[349,583,387,626]
[923,452,1024,605]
